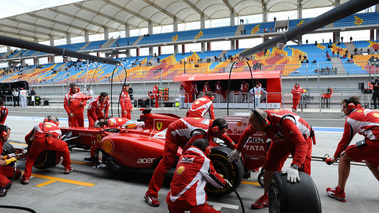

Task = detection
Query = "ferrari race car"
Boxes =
[2,109,321,212]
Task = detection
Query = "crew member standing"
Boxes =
[326,96,379,202]
[190,82,198,102]
[371,78,379,109]
[152,84,159,108]
[166,139,226,213]
[120,84,133,120]
[240,80,249,102]
[144,117,235,207]
[64,83,89,127]
[0,125,21,197]
[215,81,226,102]
[291,83,304,112]
[228,109,315,209]
[12,88,19,107]
[186,91,215,120]
[19,87,27,108]
[178,85,186,109]
[21,116,72,184]
[87,92,110,127]
[249,82,267,109]
[0,99,8,125]
[203,82,211,94]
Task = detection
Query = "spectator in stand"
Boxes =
[291,83,304,112]
[190,82,198,102]
[120,84,133,119]
[240,80,249,102]
[152,84,159,108]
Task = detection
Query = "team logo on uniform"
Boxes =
[156,122,163,130]
[373,113,379,118]
[118,118,123,122]
[195,101,200,104]
[176,166,185,175]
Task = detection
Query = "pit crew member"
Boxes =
[0,125,21,197]
[186,91,215,120]
[152,84,159,108]
[21,116,72,184]
[120,84,133,119]
[326,96,379,202]
[87,92,110,127]
[215,81,226,102]
[203,81,211,94]
[145,117,235,207]
[166,138,226,213]
[228,109,315,209]
[291,83,304,112]
[249,82,267,109]
[190,82,198,102]
[64,83,89,127]
[240,80,249,102]
[0,98,8,125]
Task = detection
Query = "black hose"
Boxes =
[0,205,37,213]
[225,179,245,213]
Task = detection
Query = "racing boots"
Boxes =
[20,176,29,185]
[251,194,269,209]
[326,186,346,202]
[0,189,7,197]
[64,167,73,174]
[144,192,160,207]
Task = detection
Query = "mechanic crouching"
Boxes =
[0,125,21,197]
[144,117,235,207]
[228,109,315,209]
[21,116,72,184]
[166,138,226,213]
[87,92,110,127]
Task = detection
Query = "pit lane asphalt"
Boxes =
[1,106,378,213]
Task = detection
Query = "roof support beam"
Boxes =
[142,0,181,22]
[183,0,209,19]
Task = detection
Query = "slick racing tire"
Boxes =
[269,172,322,213]
[34,150,59,169]
[206,146,244,196]
[258,167,265,187]
[1,142,15,155]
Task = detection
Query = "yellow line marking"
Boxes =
[36,180,56,187]
[31,173,96,187]
[10,142,27,146]
[71,160,95,166]
[241,180,261,186]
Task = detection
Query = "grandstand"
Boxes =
[0,0,378,109]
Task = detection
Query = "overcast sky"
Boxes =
[0,0,81,19]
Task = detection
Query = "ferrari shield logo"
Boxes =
[156,122,163,131]
[97,134,102,143]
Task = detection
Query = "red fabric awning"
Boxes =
[173,71,281,82]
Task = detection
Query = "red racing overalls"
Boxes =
[87,97,110,127]
[291,85,304,112]
[186,96,215,120]
[64,91,88,127]
[120,90,133,119]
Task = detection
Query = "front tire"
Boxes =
[269,172,322,213]
[206,146,244,196]
[33,150,59,169]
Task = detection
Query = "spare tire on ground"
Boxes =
[269,172,321,213]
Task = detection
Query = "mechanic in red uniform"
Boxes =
[166,138,226,213]
[326,96,379,202]
[186,91,215,120]
[145,117,236,207]
[240,80,249,102]
[0,125,21,197]
[291,83,304,112]
[0,98,8,125]
[202,81,211,94]
[152,84,159,108]
[21,116,72,184]
[190,82,198,102]
[64,83,89,127]
[87,92,110,127]
[120,84,133,119]
[215,81,226,102]
[228,109,315,209]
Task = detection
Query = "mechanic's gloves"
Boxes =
[283,166,301,183]
[227,149,241,162]
[5,157,17,165]
[4,153,16,159]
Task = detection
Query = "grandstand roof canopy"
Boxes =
[0,0,347,44]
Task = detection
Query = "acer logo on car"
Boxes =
[137,158,155,164]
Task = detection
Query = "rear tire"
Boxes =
[33,150,59,169]
[269,172,322,213]
[206,146,244,196]
[1,142,15,155]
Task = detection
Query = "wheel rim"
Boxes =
[212,159,230,179]
[269,183,280,213]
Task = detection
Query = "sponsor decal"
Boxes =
[156,122,163,131]
[176,166,185,175]
[102,139,114,154]
[180,157,194,163]
[137,158,155,164]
